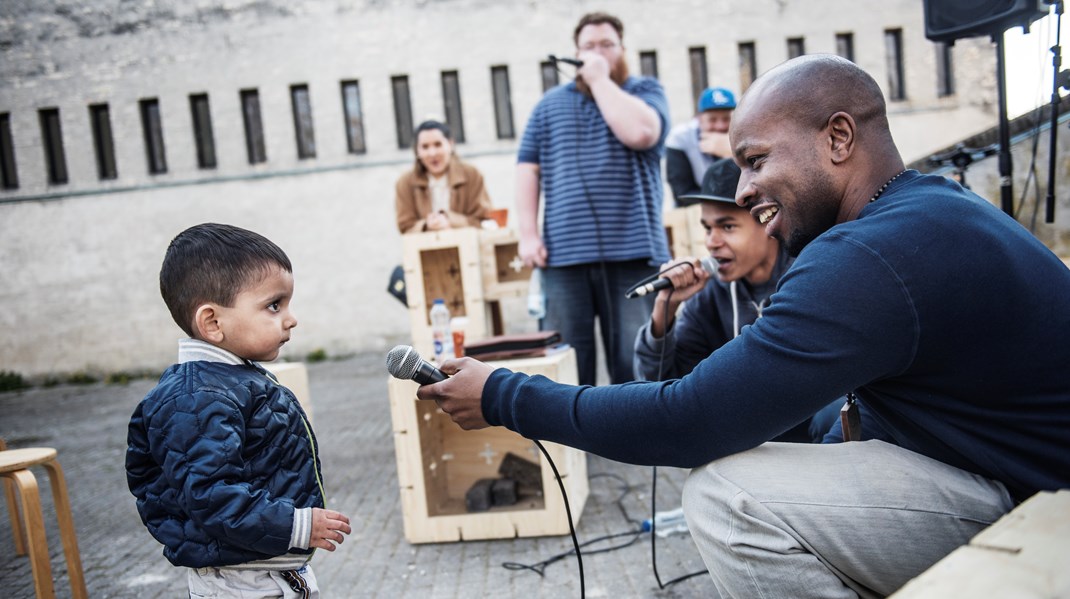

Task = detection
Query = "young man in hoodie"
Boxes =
[633,158,842,442]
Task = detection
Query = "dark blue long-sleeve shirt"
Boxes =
[481,171,1070,503]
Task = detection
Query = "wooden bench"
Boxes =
[891,489,1070,597]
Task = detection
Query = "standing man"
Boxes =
[665,86,736,205]
[517,12,671,385]
[422,54,1070,597]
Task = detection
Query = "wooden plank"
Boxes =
[891,490,1070,598]
[479,228,532,301]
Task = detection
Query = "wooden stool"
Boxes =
[0,447,88,599]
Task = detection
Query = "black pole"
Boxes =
[1046,1,1063,224]
[997,34,1015,216]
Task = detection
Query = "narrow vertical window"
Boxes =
[340,80,366,154]
[39,108,68,184]
[290,84,316,159]
[540,60,560,93]
[640,51,659,79]
[836,33,855,62]
[738,42,757,93]
[189,94,217,169]
[441,71,466,143]
[936,42,955,97]
[688,47,708,112]
[885,28,906,101]
[89,104,117,180]
[392,75,414,149]
[787,37,805,59]
[240,89,267,164]
[491,65,514,140]
[139,98,167,174]
[0,113,18,189]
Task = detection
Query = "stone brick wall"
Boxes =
[0,0,1006,377]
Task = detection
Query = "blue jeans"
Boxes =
[542,260,656,386]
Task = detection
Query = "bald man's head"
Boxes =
[728,54,906,257]
[734,54,891,147]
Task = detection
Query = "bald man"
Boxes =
[419,55,1070,597]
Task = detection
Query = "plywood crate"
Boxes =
[388,348,588,544]
[401,228,488,358]
[663,204,707,260]
[479,228,532,301]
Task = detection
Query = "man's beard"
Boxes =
[781,167,841,258]
[576,56,630,97]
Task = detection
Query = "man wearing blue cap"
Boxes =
[665,86,736,206]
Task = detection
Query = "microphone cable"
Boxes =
[649,287,710,590]
[499,439,586,597]
[552,58,619,385]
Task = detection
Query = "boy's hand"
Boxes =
[310,508,352,551]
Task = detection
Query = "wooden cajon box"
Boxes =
[663,204,707,260]
[401,228,488,358]
[479,228,532,301]
[387,349,588,544]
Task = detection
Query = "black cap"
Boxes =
[679,158,741,205]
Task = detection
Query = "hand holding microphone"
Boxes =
[386,345,495,429]
[626,257,717,299]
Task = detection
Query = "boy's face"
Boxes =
[701,201,779,284]
[213,264,297,362]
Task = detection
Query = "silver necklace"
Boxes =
[869,170,908,203]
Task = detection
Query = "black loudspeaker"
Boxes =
[924,0,1049,43]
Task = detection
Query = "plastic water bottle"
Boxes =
[641,507,690,538]
[430,299,454,364]
[527,268,546,320]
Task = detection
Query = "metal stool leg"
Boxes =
[42,459,87,599]
[4,469,54,599]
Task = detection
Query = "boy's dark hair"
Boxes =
[160,223,292,337]
[573,12,624,45]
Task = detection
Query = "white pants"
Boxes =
[188,564,319,599]
[682,441,1015,598]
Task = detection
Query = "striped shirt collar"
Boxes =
[177,338,247,367]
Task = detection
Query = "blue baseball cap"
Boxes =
[698,87,736,112]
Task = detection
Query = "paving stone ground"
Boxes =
[0,351,716,598]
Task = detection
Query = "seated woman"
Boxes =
[395,120,493,233]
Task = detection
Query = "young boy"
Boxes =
[126,223,351,597]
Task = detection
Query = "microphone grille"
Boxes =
[386,345,420,379]
[700,256,718,275]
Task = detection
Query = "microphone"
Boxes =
[625,257,718,299]
[549,54,583,67]
[386,345,447,386]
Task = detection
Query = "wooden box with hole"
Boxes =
[387,349,588,543]
[401,228,490,359]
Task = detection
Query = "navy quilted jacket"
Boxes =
[126,360,323,568]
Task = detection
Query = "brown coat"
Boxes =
[394,157,493,234]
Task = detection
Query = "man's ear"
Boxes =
[826,111,855,164]
[193,304,224,343]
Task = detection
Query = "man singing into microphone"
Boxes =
[517,11,671,386]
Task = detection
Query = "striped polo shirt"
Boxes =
[517,77,671,267]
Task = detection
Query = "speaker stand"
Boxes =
[996,33,1015,216]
